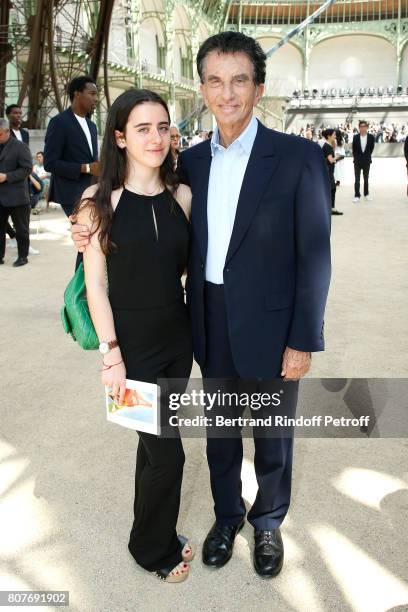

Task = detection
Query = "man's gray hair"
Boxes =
[0,118,10,130]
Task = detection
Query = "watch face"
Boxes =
[99,342,109,354]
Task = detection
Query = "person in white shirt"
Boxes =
[33,151,51,203]
[334,129,346,186]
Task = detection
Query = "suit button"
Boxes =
[200,263,204,270]
[225,268,230,273]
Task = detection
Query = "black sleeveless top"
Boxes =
[106,188,190,310]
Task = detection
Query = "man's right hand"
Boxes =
[69,214,90,253]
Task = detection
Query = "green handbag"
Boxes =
[61,262,99,350]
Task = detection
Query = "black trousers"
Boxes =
[331,186,336,210]
[354,162,370,197]
[114,301,193,572]
[202,282,298,530]
[0,204,30,259]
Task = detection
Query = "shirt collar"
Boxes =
[210,115,258,157]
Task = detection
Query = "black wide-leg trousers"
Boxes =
[114,302,193,572]
[201,281,298,531]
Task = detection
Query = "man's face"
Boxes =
[75,83,98,114]
[0,128,10,144]
[8,107,22,129]
[199,51,264,130]
[359,123,368,135]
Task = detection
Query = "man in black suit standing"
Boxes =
[6,105,30,145]
[0,118,33,266]
[44,76,99,217]
[5,104,30,246]
[352,120,375,202]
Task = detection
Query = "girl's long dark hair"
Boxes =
[76,88,179,254]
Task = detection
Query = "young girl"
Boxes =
[77,89,193,583]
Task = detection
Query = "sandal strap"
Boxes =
[178,534,189,549]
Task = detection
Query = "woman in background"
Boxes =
[334,129,346,187]
[322,128,344,216]
[170,124,181,169]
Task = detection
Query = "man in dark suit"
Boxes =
[44,75,99,216]
[352,120,375,202]
[5,104,30,244]
[0,118,33,266]
[71,32,331,579]
[6,104,30,145]
[174,31,331,578]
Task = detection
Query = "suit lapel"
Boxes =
[191,142,211,263]
[225,122,280,264]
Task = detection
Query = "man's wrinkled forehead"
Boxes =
[201,51,255,81]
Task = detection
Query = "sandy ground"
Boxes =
[1,157,408,612]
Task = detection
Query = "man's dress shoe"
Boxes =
[202,519,245,567]
[13,257,28,267]
[253,529,284,577]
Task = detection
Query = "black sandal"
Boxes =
[178,534,195,562]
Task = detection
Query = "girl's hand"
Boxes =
[102,359,127,405]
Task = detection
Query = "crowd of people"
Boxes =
[294,121,408,144]
[2,88,401,268]
[318,120,376,216]
[1,31,333,586]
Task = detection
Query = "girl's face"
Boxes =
[115,102,170,168]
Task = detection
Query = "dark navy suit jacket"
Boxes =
[177,120,332,378]
[44,107,98,213]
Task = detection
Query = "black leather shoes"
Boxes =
[202,519,245,567]
[253,528,284,577]
[0,259,4,264]
[13,257,28,267]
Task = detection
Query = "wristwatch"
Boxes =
[85,163,91,174]
[99,339,119,355]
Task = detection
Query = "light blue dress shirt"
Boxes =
[206,115,258,284]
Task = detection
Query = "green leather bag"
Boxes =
[61,262,99,350]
